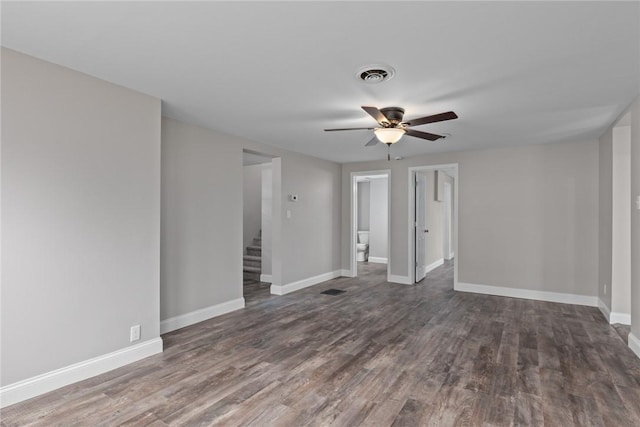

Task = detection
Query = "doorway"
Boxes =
[242,150,276,305]
[408,164,458,286]
[349,170,391,280]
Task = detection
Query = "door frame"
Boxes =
[349,170,391,281]
[407,164,459,285]
[443,180,453,260]
[414,171,428,282]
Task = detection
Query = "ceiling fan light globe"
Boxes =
[374,127,405,144]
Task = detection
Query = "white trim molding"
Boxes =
[260,274,273,283]
[388,275,412,285]
[455,282,598,307]
[596,300,631,325]
[271,270,341,295]
[0,338,163,408]
[629,333,640,360]
[160,298,245,334]
[610,312,631,325]
[368,257,388,264]
[340,269,356,278]
[598,299,611,322]
[425,258,444,275]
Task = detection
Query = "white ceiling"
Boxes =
[2,1,639,163]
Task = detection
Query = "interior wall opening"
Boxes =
[242,150,276,305]
[409,164,459,288]
[350,170,391,281]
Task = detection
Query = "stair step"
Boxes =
[246,246,261,256]
[243,265,261,281]
[253,238,262,245]
[243,255,261,268]
[243,271,261,281]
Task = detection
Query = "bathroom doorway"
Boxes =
[350,170,391,280]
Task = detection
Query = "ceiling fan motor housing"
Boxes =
[380,107,405,126]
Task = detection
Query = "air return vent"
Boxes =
[356,64,395,84]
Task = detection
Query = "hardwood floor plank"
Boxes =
[4,261,640,426]
[513,391,544,426]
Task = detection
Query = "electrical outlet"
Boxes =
[130,325,141,342]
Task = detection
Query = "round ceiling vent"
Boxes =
[355,64,395,84]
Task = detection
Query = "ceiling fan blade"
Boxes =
[324,127,375,132]
[362,106,390,125]
[405,129,444,141]
[365,136,379,147]
[405,111,458,127]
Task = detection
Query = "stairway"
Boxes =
[243,232,261,281]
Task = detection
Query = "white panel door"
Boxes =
[415,173,427,282]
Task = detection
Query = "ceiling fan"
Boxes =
[325,106,458,160]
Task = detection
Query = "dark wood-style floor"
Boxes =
[3,261,640,426]
[243,279,274,306]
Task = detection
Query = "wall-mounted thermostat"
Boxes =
[289,194,299,202]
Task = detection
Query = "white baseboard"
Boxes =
[260,274,273,283]
[388,274,412,285]
[596,300,631,325]
[160,298,245,334]
[598,299,611,322]
[610,312,631,325]
[455,282,598,307]
[367,257,388,264]
[425,258,444,274]
[0,337,163,408]
[629,333,640,360]
[271,270,341,295]
[340,269,356,278]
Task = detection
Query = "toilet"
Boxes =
[356,231,369,262]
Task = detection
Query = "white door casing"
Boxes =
[443,181,452,260]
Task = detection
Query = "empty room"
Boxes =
[2,1,640,426]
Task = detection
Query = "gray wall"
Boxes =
[243,164,262,253]
[612,126,631,316]
[161,117,243,320]
[1,48,161,386]
[342,139,599,296]
[357,181,370,231]
[161,117,342,322]
[279,153,342,284]
[629,98,640,339]
[442,172,455,259]
[423,171,444,266]
[261,164,273,276]
[599,129,613,309]
[369,178,388,259]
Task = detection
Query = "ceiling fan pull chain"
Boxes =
[387,144,391,161]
